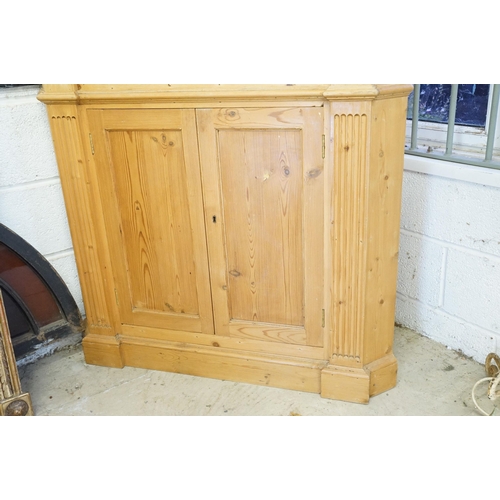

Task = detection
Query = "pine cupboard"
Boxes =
[39,84,412,404]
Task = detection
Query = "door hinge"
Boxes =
[322,309,325,328]
[114,288,119,306]
[322,135,325,159]
[89,133,95,155]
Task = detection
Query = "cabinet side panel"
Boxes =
[47,105,115,334]
[218,129,305,327]
[363,97,407,364]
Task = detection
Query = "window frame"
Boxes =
[405,84,500,170]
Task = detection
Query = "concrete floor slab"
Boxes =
[17,327,497,416]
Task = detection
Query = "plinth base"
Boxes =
[321,354,398,404]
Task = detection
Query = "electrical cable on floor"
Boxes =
[472,353,500,416]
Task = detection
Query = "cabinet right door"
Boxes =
[197,107,325,347]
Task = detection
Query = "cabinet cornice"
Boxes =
[38,84,412,105]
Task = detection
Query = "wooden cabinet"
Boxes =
[39,84,412,403]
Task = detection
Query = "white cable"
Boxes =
[472,374,500,416]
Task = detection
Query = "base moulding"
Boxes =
[82,334,397,404]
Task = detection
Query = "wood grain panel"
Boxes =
[228,320,307,344]
[120,323,325,360]
[219,128,304,326]
[211,107,305,128]
[108,129,199,314]
[119,336,324,393]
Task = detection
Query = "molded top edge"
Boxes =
[37,84,413,104]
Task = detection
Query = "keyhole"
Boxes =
[212,215,217,223]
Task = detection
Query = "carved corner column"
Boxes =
[0,291,34,416]
[321,86,411,403]
[38,86,123,368]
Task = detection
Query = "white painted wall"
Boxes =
[0,85,84,316]
[1,86,498,363]
[396,155,500,362]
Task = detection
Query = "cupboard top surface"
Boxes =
[37,84,413,104]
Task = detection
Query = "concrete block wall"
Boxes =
[1,85,499,364]
[0,85,84,316]
[396,156,500,363]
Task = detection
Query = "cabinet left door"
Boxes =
[87,109,214,334]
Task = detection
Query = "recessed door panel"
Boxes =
[219,128,304,326]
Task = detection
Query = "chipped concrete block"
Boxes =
[0,180,73,256]
[400,171,500,257]
[396,295,498,363]
[0,88,59,187]
[443,248,500,334]
[397,231,444,306]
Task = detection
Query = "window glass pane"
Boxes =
[407,84,490,127]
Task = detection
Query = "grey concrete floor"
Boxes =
[17,326,497,416]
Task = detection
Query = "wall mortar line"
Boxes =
[438,247,448,308]
[400,228,500,262]
[0,176,61,193]
[396,292,500,338]
[44,248,75,260]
